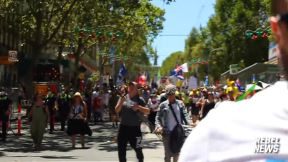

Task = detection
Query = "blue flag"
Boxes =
[117,63,127,85]
[119,63,127,77]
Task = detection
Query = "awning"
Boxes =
[0,56,18,65]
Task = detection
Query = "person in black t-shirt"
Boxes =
[115,82,150,162]
[0,91,12,142]
[57,90,71,131]
[188,91,200,126]
[200,92,215,119]
[45,90,57,134]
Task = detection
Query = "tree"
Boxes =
[161,0,272,83]
[206,0,271,80]
[61,0,165,83]
[0,0,165,90]
[160,51,184,76]
[0,0,82,92]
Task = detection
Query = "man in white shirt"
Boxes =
[179,1,288,162]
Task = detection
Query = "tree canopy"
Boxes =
[0,0,165,86]
[160,0,272,83]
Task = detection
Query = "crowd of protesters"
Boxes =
[0,77,269,161]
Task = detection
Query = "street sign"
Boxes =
[8,50,18,62]
[229,64,239,75]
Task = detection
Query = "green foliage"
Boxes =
[161,0,272,83]
[0,0,165,82]
[160,51,184,76]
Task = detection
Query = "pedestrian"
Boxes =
[57,89,71,131]
[84,90,92,122]
[108,89,119,128]
[142,85,150,104]
[92,91,104,123]
[155,84,190,162]
[30,93,48,149]
[102,89,110,112]
[45,89,57,134]
[0,89,12,142]
[179,1,288,161]
[115,81,150,162]
[199,92,215,119]
[67,92,92,148]
[147,92,160,131]
[188,90,200,126]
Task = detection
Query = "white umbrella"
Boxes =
[246,84,262,91]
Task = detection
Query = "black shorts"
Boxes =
[67,119,92,136]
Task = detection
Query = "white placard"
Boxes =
[188,76,198,90]
[269,42,278,60]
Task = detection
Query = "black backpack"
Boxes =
[169,103,186,154]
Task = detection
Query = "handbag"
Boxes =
[169,103,185,154]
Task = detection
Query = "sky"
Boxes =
[151,0,216,66]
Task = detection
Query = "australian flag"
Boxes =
[170,66,184,80]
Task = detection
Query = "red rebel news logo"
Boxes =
[255,138,280,154]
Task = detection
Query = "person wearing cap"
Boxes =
[115,81,150,162]
[179,1,288,161]
[188,90,200,126]
[67,92,92,148]
[155,84,190,162]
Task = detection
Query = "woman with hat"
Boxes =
[67,92,92,148]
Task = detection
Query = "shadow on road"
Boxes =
[1,155,77,159]
[90,123,163,152]
[0,122,162,154]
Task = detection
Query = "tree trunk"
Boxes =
[98,54,104,87]
[73,38,83,88]
[19,44,42,98]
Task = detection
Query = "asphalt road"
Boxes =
[0,122,164,162]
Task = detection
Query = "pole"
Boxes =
[17,103,22,135]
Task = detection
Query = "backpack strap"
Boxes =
[176,101,189,125]
[169,103,180,124]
